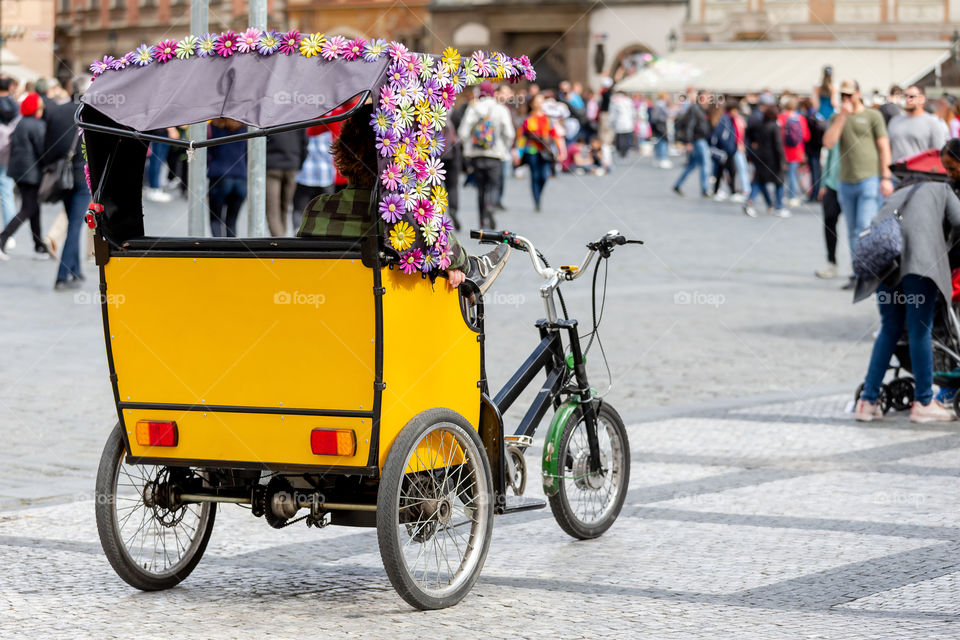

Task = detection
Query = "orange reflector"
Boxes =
[310,429,356,456]
[135,420,178,447]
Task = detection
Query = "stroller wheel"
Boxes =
[886,378,914,412]
[854,383,864,406]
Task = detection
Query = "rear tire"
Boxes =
[548,402,630,540]
[95,424,216,591]
[377,409,494,610]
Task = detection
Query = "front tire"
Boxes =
[377,409,494,610]
[94,424,216,591]
[548,402,630,540]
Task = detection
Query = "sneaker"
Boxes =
[32,250,51,261]
[730,193,747,203]
[0,248,8,261]
[672,186,684,197]
[659,160,673,169]
[53,279,81,291]
[788,197,803,208]
[465,244,512,296]
[145,188,172,203]
[815,263,838,279]
[713,191,729,202]
[910,400,957,423]
[743,204,758,218]
[773,208,792,218]
[3,237,15,252]
[855,399,885,422]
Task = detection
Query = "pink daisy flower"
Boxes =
[412,198,435,226]
[344,37,366,61]
[321,35,348,60]
[237,28,261,53]
[438,84,456,110]
[215,30,238,57]
[399,248,423,274]
[437,247,453,270]
[154,39,176,63]
[379,86,397,112]
[278,29,301,55]
[388,41,409,63]
[381,163,403,191]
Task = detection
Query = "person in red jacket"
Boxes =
[778,97,810,207]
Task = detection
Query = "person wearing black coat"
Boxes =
[265,129,308,236]
[743,105,787,217]
[42,81,90,288]
[0,93,48,259]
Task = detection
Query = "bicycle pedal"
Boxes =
[504,435,534,449]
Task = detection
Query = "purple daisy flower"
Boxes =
[421,248,440,273]
[89,58,110,76]
[421,78,441,106]
[110,53,132,70]
[196,33,217,58]
[362,38,386,62]
[438,215,454,235]
[278,29,301,55]
[376,130,398,158]
[133,44,154,67]
[518,54,536,81]
[379,194,405,223]
[256,30,280,55]
[429,130,446,158]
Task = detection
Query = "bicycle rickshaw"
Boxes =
[81,30,635,609]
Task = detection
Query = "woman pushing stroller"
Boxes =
[855,140,960,423]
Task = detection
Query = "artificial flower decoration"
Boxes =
[215,30,238,57]
[437,247,453,270]
[406,79,424,105]
[393,145,412,170]
[363,39,386,62]
[422,78,441,106]
[411,179,430,199]
[471,50,491,76]
[299,32,325,58]
[154,39,177,63]
[371,108,392,136]
[423,157,445,186]
[387,63,408,92]
[437,214,454,236]
[175,35,198,60]
[428,130,445,158]
[388,41,409,62]
[379,194,405,223]
[279,29,301,55]
[420,221,439,246]
[421,248,439,273]
[378,86,397,112]
[431,185,448,212]
[418,54,434,81]
[404,55,422,79]
[133,44,154,67]
[399,248,423,274]
[90,58,111,76]
[197,33,217,57]
[237,28,261,53]
[394,104,415,129]
[400,190,417,211]
[433,63,451,86]
[441,47,460,72]
[344,38,366,61]
[412,198,434,226]
[461,58,477,85]
[110,53,133,70]
[321,35,348,60]
[429,103,447,131]
[397,168,415,193]
[257,30,281,55]
[448,70,465,94]
[376,130,398,157]
[389,221,415,252]
[438,84,456,110]
[381,163,403,190]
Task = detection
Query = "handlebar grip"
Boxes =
[470,229,513,244]
[469,229,485,240]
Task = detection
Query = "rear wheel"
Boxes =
[548,402,630,540]
[95,424,216,591]
[377,409,494,610]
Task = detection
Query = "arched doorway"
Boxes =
[530,48,566,89]
[610,44,655,79]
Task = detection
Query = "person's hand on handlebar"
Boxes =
[447,269,466,288]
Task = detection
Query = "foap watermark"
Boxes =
[868,491,926,508]
[673,290,726,308]
[482,291,526,307]
[274,290,326,307]
[273,91,329,107]
[74,291,125,308]
[85,92,126,107]
[877,291,926,306]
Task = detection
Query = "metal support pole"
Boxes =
[247,0,268,237]
[187,0,209,236]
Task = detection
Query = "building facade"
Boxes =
[54,0,285,85]
[285,0,431,51]
[1,0,57,81]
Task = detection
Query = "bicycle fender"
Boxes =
[541,399,580,497]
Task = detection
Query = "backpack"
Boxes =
[784,114,803,147]
[471,114,497,151]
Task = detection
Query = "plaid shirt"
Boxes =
[297,185,466,270]
[295,131,335,188]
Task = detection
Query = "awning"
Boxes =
[616,43,952,95]
[0,48,42,84]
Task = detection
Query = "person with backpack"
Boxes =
[778,97,810,207]
[710,100,739,200]
[515,93,566,212]
[672,91,713,198]
[458,81,515,227]
[854,140,960,423]
[0,93,48,260]
[743,104,788,217]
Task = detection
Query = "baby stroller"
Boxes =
[853,151,960,414]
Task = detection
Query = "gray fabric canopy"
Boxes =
[82,53,390,131]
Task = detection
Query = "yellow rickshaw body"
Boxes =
[106,251,480,473]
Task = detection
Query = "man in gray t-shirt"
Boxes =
[887,85,948,162]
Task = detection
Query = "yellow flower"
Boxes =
[441,46,460,72]
[393,146,411,168]
[431,185,448,213]
[414,139,430,161]
[389,221,415,251]
[300,33,325,58]
[414,101,432,124]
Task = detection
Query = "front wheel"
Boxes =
[377,408,494,610]
[548,402,630,539]
[95,424,216,591]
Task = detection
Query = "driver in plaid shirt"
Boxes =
[298,103,510,293]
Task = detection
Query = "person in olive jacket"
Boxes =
[0,93,48,260]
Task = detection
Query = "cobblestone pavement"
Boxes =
[1,158,956,637]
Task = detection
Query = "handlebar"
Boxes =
[469,228,642,282]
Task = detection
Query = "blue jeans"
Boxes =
[786,162,800,199]
[148,142,170,189]
[654,136,668,161]
[525,152,550,207]
[208,175,247,237]
[56,182,91,282]
[673,139,712,194]
[748,181,783,209]
[0,164,15,225]
[861,275,939,405]
[837,176,880,256]
[734,150,750,194]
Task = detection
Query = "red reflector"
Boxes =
[135,420,178,447]
[310,429,356,456]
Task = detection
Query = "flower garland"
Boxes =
[87,30,536,274]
